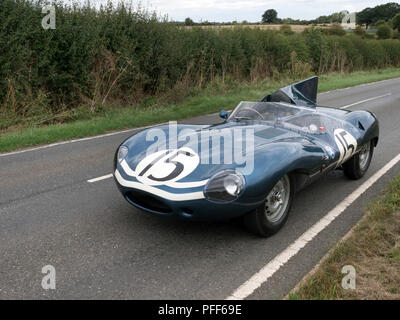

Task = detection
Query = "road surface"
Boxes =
[0,78,399,299]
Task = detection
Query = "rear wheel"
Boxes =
[244,174,294,237]
[343,141,374,180]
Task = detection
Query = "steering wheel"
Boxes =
[236,108,265,120]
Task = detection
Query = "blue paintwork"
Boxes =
[219,110,229,120]
[114,78,379,221]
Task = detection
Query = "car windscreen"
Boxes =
[229,101,302,122]
[229,101,345,135]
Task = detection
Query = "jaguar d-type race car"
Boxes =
[114,77,379,237]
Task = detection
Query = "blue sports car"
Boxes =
[114,77,379,237]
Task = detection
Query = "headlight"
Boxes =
[204,171,245,202]
[117,146,129,163]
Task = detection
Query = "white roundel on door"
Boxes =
[136,147,200,186]
[334,129,358,166]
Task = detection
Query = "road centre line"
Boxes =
[226,152,400,300]
[87,174,114,183]
[339,93,392,109]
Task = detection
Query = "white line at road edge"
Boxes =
[87,174,114,183]
[0,124,163,158]
[340,93,392,109]
[226,152,400,300]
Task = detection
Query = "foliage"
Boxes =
[312,11,347,24]
[393,30,400,40]
[354,26,366,37]
[324,23,346,36]
[184,17,195,26]
[280,24,294,35]
[2,1,400,130]
[377,24,393,39]
[392,13,400,31]
[357,2,400,28]
[262,9,278,24]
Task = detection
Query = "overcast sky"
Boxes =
[72,0,395,22]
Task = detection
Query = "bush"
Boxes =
[280,24,294,35]
[324,23,346,36]
[377,24,393,39]
[393,31,400,40]
[1,0,400,129]
[354,26,366,37]
[375,20,386,27]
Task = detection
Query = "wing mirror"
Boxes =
[219,110,228,120]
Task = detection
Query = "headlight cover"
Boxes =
[204,170,245,202]
[117,146,129,163]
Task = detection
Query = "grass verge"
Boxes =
[289,175,400,300]
[1,68,400,153]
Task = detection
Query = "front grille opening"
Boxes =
[126,191,172,214]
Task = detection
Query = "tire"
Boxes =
[244,174,295,237]
[343,141,374,180]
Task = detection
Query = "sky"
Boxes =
[71,0,396,22]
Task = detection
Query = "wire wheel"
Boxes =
[359,142,371,171]
[265,175,291,223]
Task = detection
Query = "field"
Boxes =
[186,24,330,32]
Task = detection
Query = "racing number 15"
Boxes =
[335,130,356,164]
[139,150,194,182]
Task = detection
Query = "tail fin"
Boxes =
[262,76,318,108]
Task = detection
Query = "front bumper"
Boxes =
[114,171,258,221]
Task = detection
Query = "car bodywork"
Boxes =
[114,77,379,221]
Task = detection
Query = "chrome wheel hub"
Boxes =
[359,143,371,171]
[265,175,290,223]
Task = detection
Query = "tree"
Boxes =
[357,8,374,28]
[377,24,392,39]
[358,3,400,28]
[184,18,195,26]
[262,9,278,24]
[392,13,400,31]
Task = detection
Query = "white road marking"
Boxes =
[227,152,400,300]
[87,174,113,183]
[0,124,165,158]
[319,77,400,95]
[339,93,392,109]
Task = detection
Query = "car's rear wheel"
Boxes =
[244,174,294,237]
[343,141,374,180]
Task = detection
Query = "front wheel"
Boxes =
[244,174,295,237]
[343,141,374,180]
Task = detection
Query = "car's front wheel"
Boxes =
[244,174,294,237]
[343,141,374,180]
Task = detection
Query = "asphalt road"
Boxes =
[0,78,399,299]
